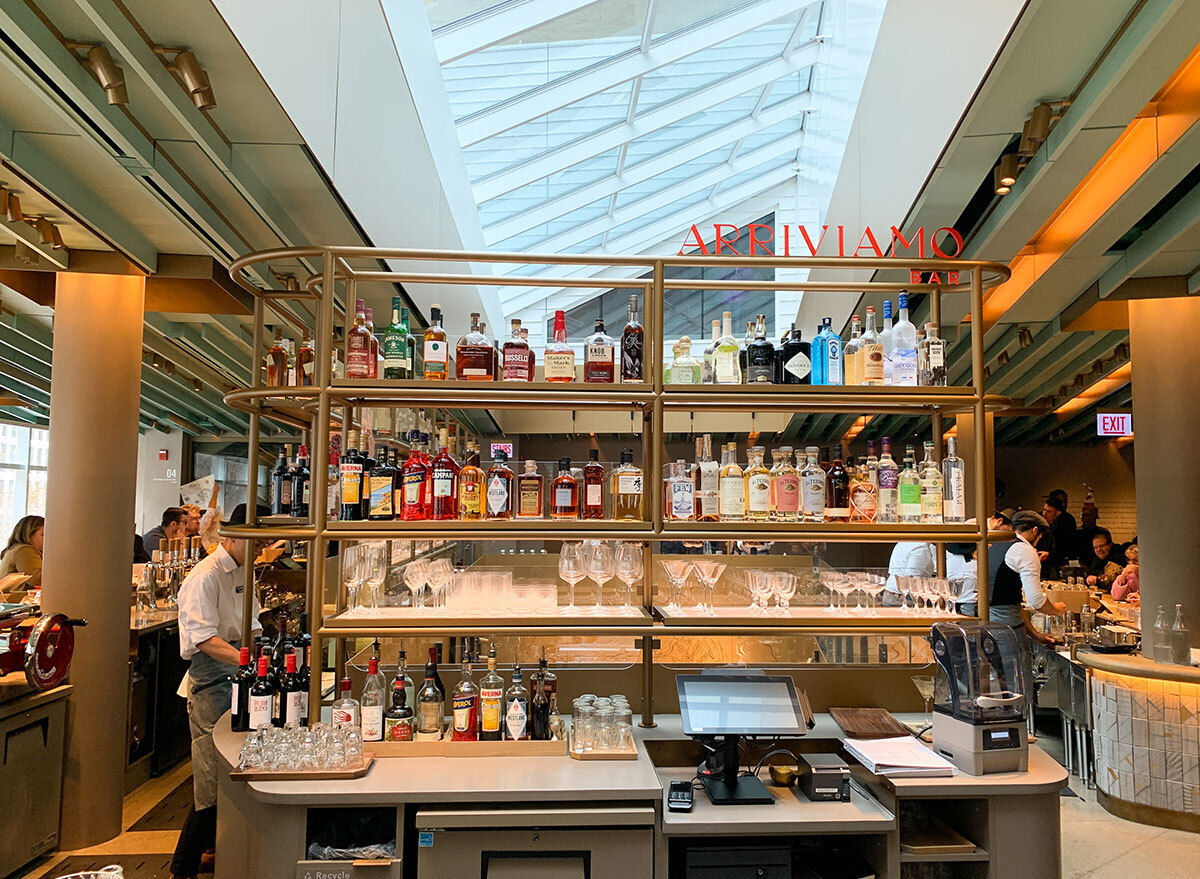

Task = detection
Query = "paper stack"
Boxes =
[843,736,956,777]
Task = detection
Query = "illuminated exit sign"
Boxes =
[1096,413,1132,436]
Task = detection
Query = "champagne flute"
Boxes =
[558,542,586,614]
[692,559,726,616]
[586,542,615,613]
[343,544,366,613]
[614,542,643,610]
[365,543,387,610]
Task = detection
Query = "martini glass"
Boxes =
[658,559,694,612]
[692,559,726,616]
[912,674,935,724]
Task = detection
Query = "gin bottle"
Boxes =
[942,437,966,522]
[880,299,895,385]
[898,446,921,523]
[919,441,944,524]
[713,311,742,384]
[800,446,826,522]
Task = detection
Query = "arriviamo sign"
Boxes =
[678,224,966,285]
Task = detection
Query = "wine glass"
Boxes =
[614,542,643,610]
[558,542,586,614]
[771,571,797,613]
[897,576,916,613]
[849,571,869,612]
[586,542,615,613]
[364,543,387,610]
[692,559,726,616]
[747,569,772,614]
[426,558,452,611]
[343,544,366,613]
[819,571,840,611]
[911,674,935,723]
[658,559,694,612]
[404,558,429,611]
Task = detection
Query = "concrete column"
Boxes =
[1128,298,1197,649]
[41,273,145,847]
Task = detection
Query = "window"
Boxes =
[0,422,50,539]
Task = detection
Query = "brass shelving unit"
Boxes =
[223,246,1011,724]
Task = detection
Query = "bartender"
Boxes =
[990,510,1067,645]
[171,503,267,879]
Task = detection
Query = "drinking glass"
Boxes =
[912,674,935,722]
[771,571,797,612]
[426,558,453,611]
[558,542,586,614]
[404,558,430,611]
[692,559,726,616]
[849,571,869,612]
[586,542,615,613]
[898,576,916,613]
[343,544,367,612]
[747,569,772,613]
[862,572,888,611]
[614,542,643,610]
[658,559,694,611]
[819,571,840,611]
[364,542,387,610]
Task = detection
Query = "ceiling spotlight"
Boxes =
[50,225,65,250]
[993,166,1011,197]
[174,50,216,110]
[1018,327,1034,348]
[1072,375,1085,391]
[998,153,1019,187]
[2,189,22,223]
[66,42,128,105]
[1114,342,1130,360]
[164,361,176,376]
[1017,120,1038,157]
[997,350,1010,367]
[35,218,54,246]
[1027,103,1052,143]
[192,378,203,392]
[151,353,163,368]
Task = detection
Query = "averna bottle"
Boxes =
[479,644,504,741]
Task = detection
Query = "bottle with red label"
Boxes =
[451,654,479,741]
[399,432,431,521]
[278,650,305,727]
[247,654,275,731]
[384,679,414,741]
[346,299,373,380]
[331,677,360,729]
[430,428,460,520]
[502,318,534,381]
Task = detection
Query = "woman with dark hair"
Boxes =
[0,515,44,597]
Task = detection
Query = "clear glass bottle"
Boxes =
[713,311,742,384]
[365,307,379,379]
[772,446,800,522]
[800,446,825,522]
[502,318,534,381]
[331,676,360,729]
[611,448,644,520]
[876,437,899,523]
[919,441,944,524]
[941,437,966,523]
[745,314,775,383]
[503,664,530,741]
[1170,605,1190,665]
[360,657,386,741]
[620,294,643,382]
[744,446,771,521]
[696,434,720,522]
[702,318,719,384]
[1153,606,1170,663]
[825,456,851,522]
[843,315,863,386]
[880,299,895,385]
[849,457,878,523]
[668,459,696,521]
[545,309,575,382]
[422,304,449,380]
[718,442,745,522]
[898,446,921,523]
[920,323,947,386]
[515,459,544,519]
[668,335,702,384]
[891,292,918,385]
[551,457,579,519]
[820,317,844,385]
[584,318,616,383]
[860,306,884,385]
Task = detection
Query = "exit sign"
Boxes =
[1096,413,1132,436]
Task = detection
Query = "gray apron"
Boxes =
[186,644,239,810]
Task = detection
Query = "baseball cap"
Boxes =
[224,503,271,526]
[1011,510,1048,530]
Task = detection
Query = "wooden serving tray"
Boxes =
[366,736,566,757]
[830,707,912,740]
[230,754,373,781]
[568,742,638,761]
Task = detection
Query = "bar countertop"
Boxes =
[130,607,179,634]
[1077,648,1200,686]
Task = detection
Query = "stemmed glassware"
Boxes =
[861,572,888,610]
[770,571,797,612]
[426,558,452,611]
[912,674,935,723]
[364,543,387,609]
[819,571,840,611]
[404,558,429,611]
[746,569,773,614]
[614,542,643,610]
[586,542,614,613]
[692,559,726,616]
[558,542,586,614]
[658,559,694,611]
[343,544,367,612]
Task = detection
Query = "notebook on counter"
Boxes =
[843,736,956,777]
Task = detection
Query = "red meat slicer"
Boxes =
[0,602,86,690]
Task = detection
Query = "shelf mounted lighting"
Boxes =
[153,46,217,110]
[1,188,22,223]
[64,42,127,105]
[997,153,1019,188]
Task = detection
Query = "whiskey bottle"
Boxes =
[876,437,899,523]
[451,655,479,741]
[744,446,771,521]
[485,450,515,519]
[502,318,534,381]
[515,459,545,519]
[825,456,851,522]
[610,448,644,520]
[430,432,460,520]
[719,442,746,522]
[457,444,485,520]
[771,446,800,522]
[456,312,495,380]
[346,299,373,380]
[266,327,288,386]
[422,304,449,380]
[503,664,530,741]
[383,679,414,741]
[551,457,579,519]
[479,644,504,741]
[582,448,605,519]
[745,314,775,383]
[584,318,616,383]
[297,331,315,386]
[620,294,644,382]
[544,309,575,382]
[696,434,720,522]
[382,298,412,380]
[367,446,396,520]
[339,432,365,522]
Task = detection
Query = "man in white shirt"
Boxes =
[989,510,1066,634]
[171,503,266,879]
[883,541,935,606]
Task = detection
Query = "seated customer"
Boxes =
[143,506,187,555]
[1085,528,1125,591]
[0,515,44,596]
[946,542,978,617]
[883,541,934,606]
[1111,542,1139,601]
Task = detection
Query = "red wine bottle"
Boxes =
[230,646,254,732]
[247,655,275,731]
[279,650,304,727]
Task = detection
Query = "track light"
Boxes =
[993,166,1011,197]
[66,42,128,105]
[1027,103,1052,143]
[997,350,1010,367]
[51,225,65,250]
[156,47,217,110]
[998,153,1019,187]
[151,353,163,368]
[1018,120,1038,156]
[193,378,203,392]
[2,189,22,223]
[983,366,991,381]
[1115,342,1130,360]
[1018,327,1034,348]
[13,241,35,264]
[35,218,54,246]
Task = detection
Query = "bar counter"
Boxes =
[213,713,1067,879]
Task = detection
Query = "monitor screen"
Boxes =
[676,674,806,737]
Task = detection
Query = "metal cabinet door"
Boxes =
[0,698,66,876]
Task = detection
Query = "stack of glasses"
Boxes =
[571,693,634,753]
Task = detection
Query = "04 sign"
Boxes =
[1096,413,1132,437]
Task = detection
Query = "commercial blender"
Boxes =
[930,621,1029,775]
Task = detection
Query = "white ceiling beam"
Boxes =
[518,136,802,253]
[434,0,605,64]
[472,46,818,201]
[457,0,822,146]
[483,91,809,241]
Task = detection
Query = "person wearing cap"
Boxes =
[991,509,1066,640]
[172,502,268,879]
[1040,491,1077,578]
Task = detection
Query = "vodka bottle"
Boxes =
[880,299,895,385]
[360,657,386,741]
[891,292,918,385]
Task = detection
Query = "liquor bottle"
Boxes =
[327,442,340,520]
[358,657,385,741]
[876,438,899,523]
[620,294,644,382]
[822,317,844,385]
[417,662,444,739]
[582,448,605,519]
[272,446,293,515]
[849,457,878,523]
[265,327,287,386]
[1170,605,1190,665]
[941,437,966,523]
[384,679,414,741]
[865,439,880,489]
[290,445,311,518]
[451,654,480,741]
[667,460,695,521]
[667,336,702,384]
[545,309,575,382]
[891,292,918,385]
[583,317,616,383]
[330,677,359,729]
[551,457,579,519]
[919,441,944,524]
[457,444,485,520]
[772,446,800,522]
[345,300,372,380]
[746,314,775,383]
[339,432,365,522]
[398,436,430,521]
[502,318,534,381]
[779,324,812,384]
[366,446,396,521]
[504,663,530,741]
[825,456,851,522]
[362,307,377,379]
[611,448,644,520]
[231,646,254,732]
[479,645,504,741]
[483,450,514,519]
[719,442,746,522]
[389,648,415,700]
[271,650,300,727]
[456,312,495,380]
[898,446,921,523]
[382,299,410,379]
[920,323,947,386]
[296,621,311,726]
[422,304,449,380]
[248,654,276,730]
[738,320,753,377]
[530,674,551,741]
[744,446,771,521]
[515,459,545,519]
[431,432,460,520]
[1152,606,1170,662]
[713,311,742,384]
[880,299,895,385]
[295,331,315,387]
[810,323,826,385]
[843,315,863,386]
[702,318,719,384]
[695,434,720,522]
[860,306,884,385]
